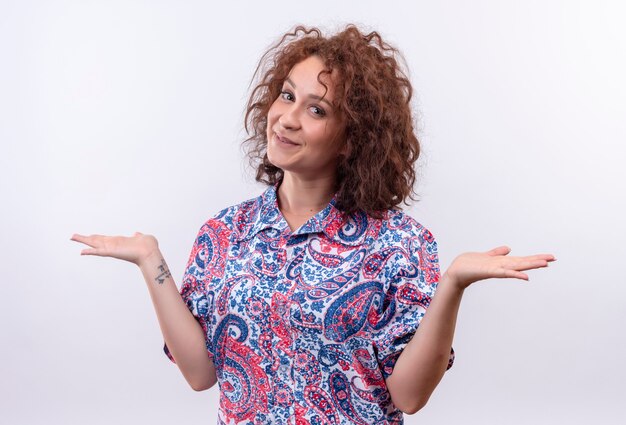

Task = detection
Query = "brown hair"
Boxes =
[244,25,420,218]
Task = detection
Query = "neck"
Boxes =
[277,172,336,216]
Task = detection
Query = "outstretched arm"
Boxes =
[386,246,556,414]
[70,233,217,391]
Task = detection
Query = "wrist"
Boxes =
[440,271,466,294]
[137,246,162,270]
[137,247,173,287]
[135,234,160,267]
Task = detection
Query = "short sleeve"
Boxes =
[372,225,455,379]
[163,218,231,364]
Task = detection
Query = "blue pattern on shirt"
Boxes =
[164,183,454,424]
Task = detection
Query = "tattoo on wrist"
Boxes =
[155,259,172,284]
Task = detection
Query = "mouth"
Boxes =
[274,132,299,146]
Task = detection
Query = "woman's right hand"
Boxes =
[443,245,556,291]
[70,232,160,267]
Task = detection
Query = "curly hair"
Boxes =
[243,25,420,218]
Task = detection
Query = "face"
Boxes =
[266,55,346,179]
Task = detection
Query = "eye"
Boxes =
[310,105,326,117]
[280,91,294,101]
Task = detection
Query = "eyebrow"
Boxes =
[285,77,334,109]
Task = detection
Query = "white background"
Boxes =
[1,1,624,424]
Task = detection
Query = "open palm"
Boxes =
[445,246,556,289]
[70,232,159,266]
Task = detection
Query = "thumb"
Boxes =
[486,245,511,256]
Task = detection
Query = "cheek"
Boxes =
[267,100,281,125]
[315,123,342,147]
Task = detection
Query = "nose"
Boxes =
[278,104,301,131]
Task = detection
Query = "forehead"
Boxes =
[286,56,338,96]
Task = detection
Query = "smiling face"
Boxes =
[266,55,346,180]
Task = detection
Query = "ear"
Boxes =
[334,141,347,158]
[337,137,349,157]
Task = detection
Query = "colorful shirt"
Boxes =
[164,183,454,424]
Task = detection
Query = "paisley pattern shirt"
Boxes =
[164,183,454,424]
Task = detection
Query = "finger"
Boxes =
[519,259,551,271]
[80,248,102,256]
[503,269,529,281]
[523,254,557,262]
[71,234,100,248]
[486,246,511,256]
[501,258,548,271]
[71,234,94,246]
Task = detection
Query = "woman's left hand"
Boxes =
[444,246,556,290]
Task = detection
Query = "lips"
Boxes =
[275,132,299,146]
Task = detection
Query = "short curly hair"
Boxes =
[244,25,421,218]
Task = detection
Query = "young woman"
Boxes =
[71,25,555,424]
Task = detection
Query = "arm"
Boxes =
[386,246,555,414]
[71,232,217,391]
[138,249,217,391]
[385,273,462,413]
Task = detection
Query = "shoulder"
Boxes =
[195,192,264,241]
[377,210,441,288]
[376,209,436,247]
[363,209,438,275]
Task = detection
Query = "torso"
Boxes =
[177,184,447,424]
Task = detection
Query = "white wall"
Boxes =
[1,0,624,424]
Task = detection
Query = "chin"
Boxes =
[266,150,286,171]
[267,141,291,170]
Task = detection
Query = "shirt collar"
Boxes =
[235,183,288,241]
[235,183,370,246]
